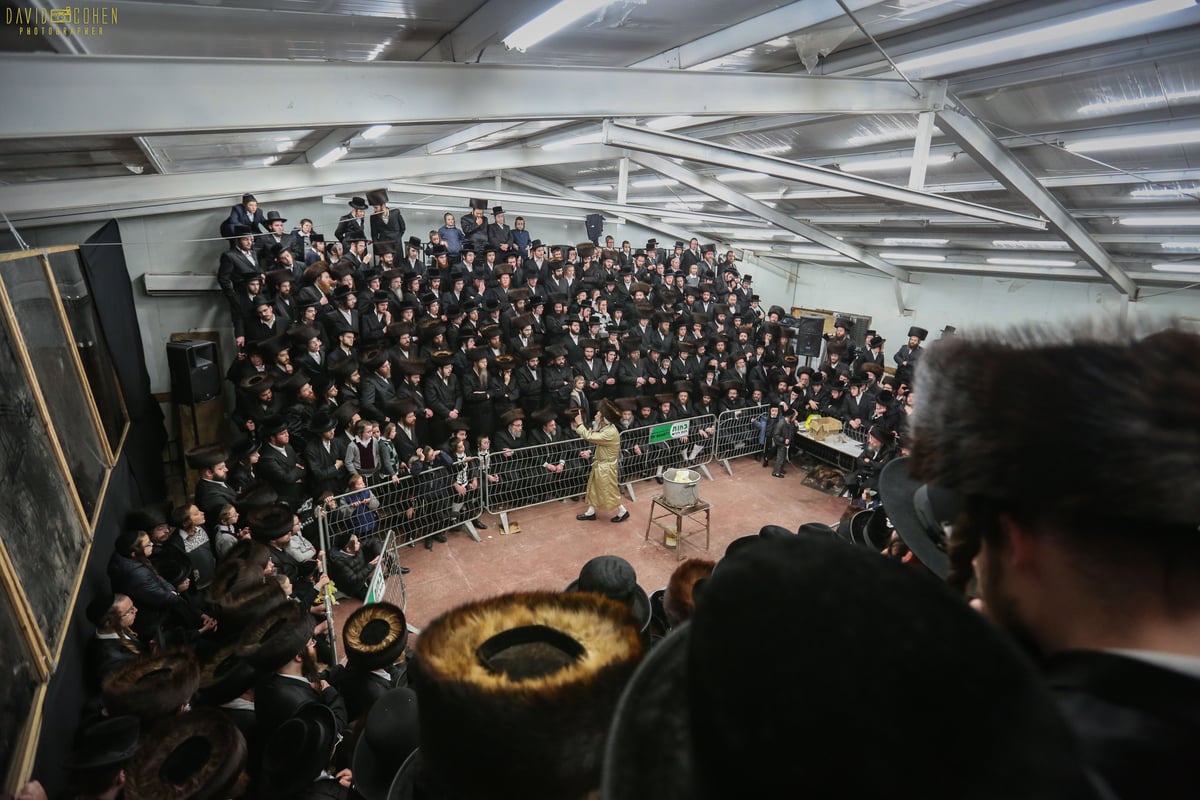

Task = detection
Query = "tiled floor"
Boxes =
[332,456,849,634]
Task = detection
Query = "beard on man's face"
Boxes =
[967,512,1046,662]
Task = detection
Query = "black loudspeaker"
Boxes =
[798,316,825,337]
[167,339,220,404]
[797,315,826,358]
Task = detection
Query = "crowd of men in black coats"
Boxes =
[208,190,926,518]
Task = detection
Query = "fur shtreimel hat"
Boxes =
[125,708,247,800]
[601,536,1095,800]
[404,591,642,800]
[344,602,409,671]
[101,649,201,723]
[907,326,1200,529]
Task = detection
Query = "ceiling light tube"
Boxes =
[986,257,1078,267]
[312,145,348,169]
[842,154,954,172]
[630,176,680,188]
[1130,184,1200,199]
[992,239,1073,249]
[1067,129,1199,153]
[716,171,773,183]
[573,183,613,192]
[361,124,392,141]
[1122,215,1200,226]
[879,251,947,262]
[1151,261,1200,272]
[1161,241,1200,250]
[895,0,1194,75]
[503,0,613,52]
[883,237,949,246]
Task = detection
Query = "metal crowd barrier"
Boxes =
[483,434,595,535]
[292,496,338,662]
[317,456,485,555]
[714,404,771,474]
[616,412,716,503]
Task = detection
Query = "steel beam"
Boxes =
[602,120,1046,231]
[935,102,1138,298]
[405,0,882,158]
[626,152,909,281]
[0,55,942,141]
[0,144,620,216]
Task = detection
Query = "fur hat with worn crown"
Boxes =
[101,649,201,723]
[405,591,642,800]
[908,324,1200,528]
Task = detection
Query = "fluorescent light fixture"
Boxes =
[361,124,392,141]
[647,116,698,130]
[312,145,348,169]
[1151,261,1200,272]
[1067,128,1199,153]
[896,0,1194,74]
[275,140,294,153]
[630,176,679,188]
[987,257,1078,267]
[750,143,792,156]
[1161,241,1200,250]
[261,156,280,167]
[724,228,781,237]
[541,132,602,151]
[1122,215,1200,226]
[716,171,773,183]
[1130,183,1200,199]
[842,154,954,172]
[992,240,1072,250]
[503,0,612,52]
[663,216,703,224]
[879,251,947,262]
[765,36,793,48]
[1079,88,1200,114]
[847,127,943,147]
[883,237,948,246]
[573,183,612,192]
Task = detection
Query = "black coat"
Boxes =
[255,673,349,737]
[370,208,406,247]
[258,443,307,508]
[1045,650,1200,800]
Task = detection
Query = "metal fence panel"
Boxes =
[318,456,485,555]
[483,435,595,523]
[616,412,716,501]
[714,404,772,468]
[364,529,408,611]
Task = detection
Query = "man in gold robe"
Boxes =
[574,400,630,523]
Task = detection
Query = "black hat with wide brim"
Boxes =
[879,457,960,578]
[566,555,651,632]
[601,536,1096,800]
[259,702,339,798]
[355,688,421,800]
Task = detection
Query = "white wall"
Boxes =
[784,261,1200,348]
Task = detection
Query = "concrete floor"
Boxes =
[333,456,849,634]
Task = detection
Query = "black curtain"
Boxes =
[32,220,169,795]
[79,219,167,499]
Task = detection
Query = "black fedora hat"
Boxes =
[354,688,421,800]
[343,602,409,670]
[125,708,246,800]
[259,702,338,798]
[601,536,1095,800]
[349,196,369,210]
[879,457,960,578]
[237,599,314,673]
[65,715,140,770]
[246,501,294,542]
[194,641,259,707]
[566,555,651,632]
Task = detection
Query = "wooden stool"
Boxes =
[645,496,712,561]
